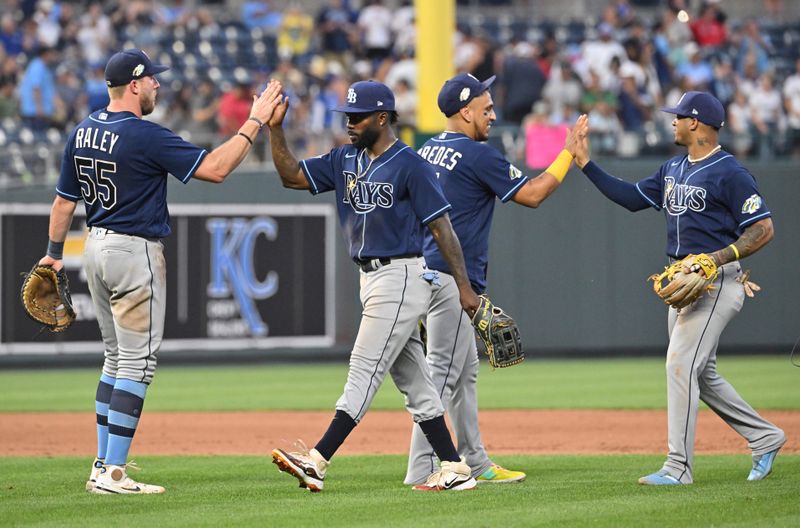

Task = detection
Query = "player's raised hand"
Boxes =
[250,79,284,126]
[564,114,588,158]
[573,130,591,169]
[267,89,290,129]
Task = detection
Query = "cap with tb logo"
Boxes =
[332,80,395,113]
[105,49,169,87]
[661,91,725,128]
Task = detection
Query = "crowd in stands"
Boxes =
[1,0,800,187]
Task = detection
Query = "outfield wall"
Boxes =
[1,159,797,361]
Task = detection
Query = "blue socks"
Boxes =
[94,374,115,460]
[105,378,148,466]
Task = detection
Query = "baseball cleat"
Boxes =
[412,458,477,491]
[476,463,526,484]
[271,441,328,492]
[747,446,782,481]
[638,470,684,485]
[85,458,105,491]
[91,462,165,494]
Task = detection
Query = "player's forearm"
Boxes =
[709,218,774,266]
[48,196,77,243]
[195,121,261,182]
[427,215,473,297]
[581,161,650,212]
[269,126,307,189]
[512,174,560,208]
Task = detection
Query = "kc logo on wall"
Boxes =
[0,204,335,354]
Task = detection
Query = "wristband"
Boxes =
[248,116,264,129]
[545,149,573,182]
[47,239,64,260]
[729,243,740,260]
[237,132,254,145]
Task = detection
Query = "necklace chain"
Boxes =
[688,144,721,163]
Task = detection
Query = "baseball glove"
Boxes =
[648,253,718,311]
[20,264,76,332]
[470,295,524,368]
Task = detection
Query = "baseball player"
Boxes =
[267,80,481,492]
[572,91,786,485]
[38,49,283,494]
[404,73,587,486]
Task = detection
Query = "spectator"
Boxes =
[0,79,16,118]
[34,0,61,48]
[241,0,282,32]
[316,0,356,66]
[580,68,617,116]
[727,90,753,158]
[735,19,772,76]
[579,22,627,90]
[676,42,713,90]
[189,78,220,151]
[391,0,415,57]
[54,64,85,127]
[710,57,736,108]
[0,13,23,56]
[18,46,60,133]
[542,61,583,123]
[500,41,546,124]
[392,77,416,129]
[690,1,727,49]
[277,5,314,65]
[85,63,110,112]
[617,74,648,134]
[588,98,623,155]
[783,58,800,158]
[384,49,416,92]
[218,75,255,137]
[453,27,484,75]
[749,73,784,160]
[357,0,393,63]
[77,3,113,66]
[522,100,569,168]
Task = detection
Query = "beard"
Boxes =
[140,93,156,116]
[352,125,381,150]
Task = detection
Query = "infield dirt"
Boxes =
[1,410,798,456]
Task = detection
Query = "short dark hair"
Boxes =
[389,111,398,125]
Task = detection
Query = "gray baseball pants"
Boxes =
[661,261,786,483]
[335,257,446,424]
[405,272,492,484]
[84,227,166,384]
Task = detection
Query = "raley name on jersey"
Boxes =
[343,171,394,213]
[74,126,120,154]
[663,176,707,214]
[418,144,462,171]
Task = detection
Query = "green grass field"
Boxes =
[1,356,797,527]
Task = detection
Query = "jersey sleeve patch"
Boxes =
[741,194,762,215]
[509,164,523,180]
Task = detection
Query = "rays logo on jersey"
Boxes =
[509,164,522,180]
[741,194,762,214]
[342,171,394,213]
[663,176,707,214]
[347,88,357,103]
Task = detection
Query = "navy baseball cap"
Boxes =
[332,80,395,113]
[438,73,496,117]
[661,91,725,128]
[105,49,169,87]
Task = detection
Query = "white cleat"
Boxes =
[85,458,104,491]
[412,458,477,491]
[90,462,165,494]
